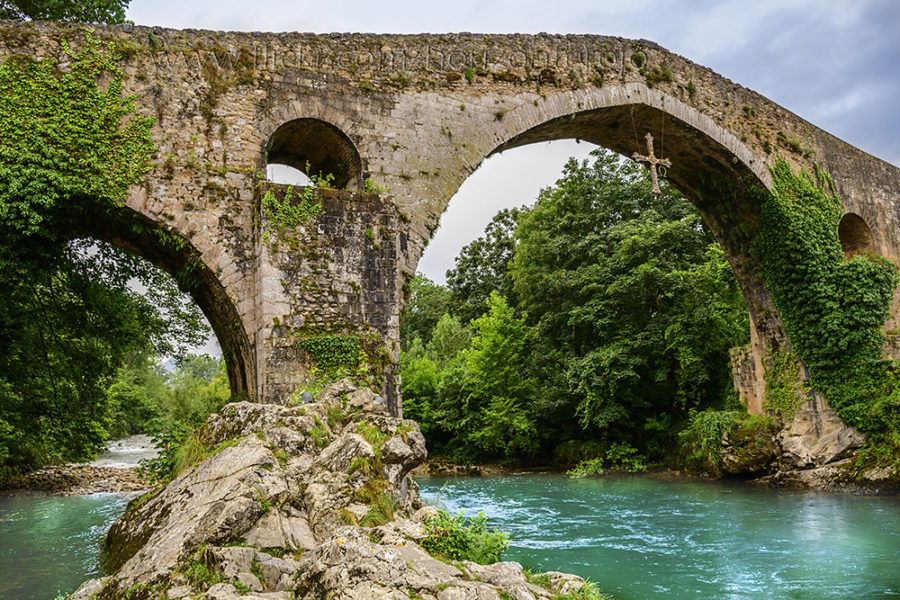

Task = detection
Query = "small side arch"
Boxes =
[838,212,876,258]
[265,118,362,190]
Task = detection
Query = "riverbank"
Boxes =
[0,434,156,496]
[414,455,900,496]
[0,464,148,496]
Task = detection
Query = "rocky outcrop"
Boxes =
[73,381,594,599]
[749,394,898,493]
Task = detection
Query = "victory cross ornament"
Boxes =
[632,132,671,195]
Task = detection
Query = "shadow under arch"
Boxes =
[443,87,785,412]
[838,212,876,258]
[70,203,256,402]
[265,118,363,190]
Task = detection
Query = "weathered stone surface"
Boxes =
[778,394,867,469]
[77,382,592,599]
[4,21,899,423]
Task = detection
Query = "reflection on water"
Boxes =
[417,474,900,600]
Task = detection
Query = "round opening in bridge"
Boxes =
[838,212,876,258]
[266,118,361,190]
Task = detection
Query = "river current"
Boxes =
[418,474,900,599]
[1,462,897,599]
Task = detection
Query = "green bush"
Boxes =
[567,457,605,478]
[137,421,195,484]
[420,509,509,564]
[677,409,741,472]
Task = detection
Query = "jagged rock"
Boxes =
[720,428,778,475]
[464,562,553,599]
[243,505,317,550]
[205,583,291,599]
[544,571,588,595]
[318,433,374,472]
[77,380,588,600]
[300,391,314,404]
[205,546,255,578]
[236,572,264,592]
[778,394,866,469]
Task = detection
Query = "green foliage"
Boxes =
[360,491,395,527]
[420,509,509,565]
[677,409,741,471]
[446,207,523,323]
[0,0,130,23]
[296,335,374,392]
[261,184,325,249]
[566,458,604,478]
[137,421,196,484]
[401,149,749,465]
[642,65,673,87]
[757,159,900,444]
[310,417,331,448]
[0,36,214,478]
[762,347,804,423]
[356,420,389,449]
[511,149,748,452]
[400,274,452,349]
[107,354,230,440]
[363,177,391,194]
[566,442,646,477]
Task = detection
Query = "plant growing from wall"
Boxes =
[260,184,325,249]
[756,158,900,453]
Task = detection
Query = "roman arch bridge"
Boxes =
[4,21,899,416]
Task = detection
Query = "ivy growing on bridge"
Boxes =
[0,31,216,476]
[0,31,155,240]
[757,158,900,452]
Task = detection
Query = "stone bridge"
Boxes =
[4,21,900,416]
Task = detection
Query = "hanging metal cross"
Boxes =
[632,132,671,195]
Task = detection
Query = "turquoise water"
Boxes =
[1,474,896,599]
[0,492,132,599]
[417,474,900,600]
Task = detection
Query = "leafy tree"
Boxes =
[0,0,130,23]
[427,294,539,459]
[511,149,748,450]
[0,240,209,477]
[446,207,524,323]
[400,274,452,349]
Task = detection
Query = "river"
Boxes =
[1,462,897,599]
[418,474,900,600]
[0,435,156,600]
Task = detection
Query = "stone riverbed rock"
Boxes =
[0,464,149,496]
[72,380,593,599]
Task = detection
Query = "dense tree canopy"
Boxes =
[401,149,750,463]
[446,207,523,323]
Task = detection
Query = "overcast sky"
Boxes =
[122,0,900,354]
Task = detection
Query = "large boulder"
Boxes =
[74,380,589,600]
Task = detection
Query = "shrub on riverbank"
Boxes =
[421,509,509,564]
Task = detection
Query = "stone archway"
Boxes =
[83,206,256,401]
[838,212,876,258]
[266,118,363,190]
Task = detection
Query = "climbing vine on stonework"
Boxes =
[0,31,155,241]
[260,173,330,250]
[756,158,900,446]
[297,335,366,372]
